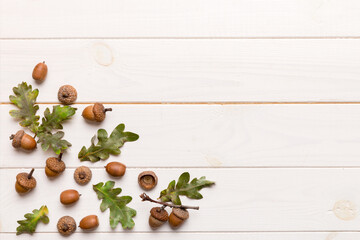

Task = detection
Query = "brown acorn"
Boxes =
[60,189,80,205]
[149,207,169,229]
[138,171,158,190]
[58,85,77,105]
[57,216,76,236]
[10,130,36,151]
[169,208,189,228]
[32,61,48,82]
[105,162,126,177]
[45,153,65,177]
[74,166,92,185]
[15,168,36,194]
[79,215,99,230]
[82,103,112,122]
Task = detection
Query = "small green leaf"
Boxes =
[78,124,139,162]
[93,181,136,229]
[16,205,49,235]
[9,82,40,133]
[159,172,215,204]
[37,131,71,154]
[176,172,190,189]
[38,105,76,133]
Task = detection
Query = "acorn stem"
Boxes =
[104,108,112,113]
[28,168,35,179]
[140,193,199,210]
[58,152,63,161]
[9,134,15,140]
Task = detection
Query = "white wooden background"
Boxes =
[1,0,360,239]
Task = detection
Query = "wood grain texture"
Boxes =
[1,0,360,38]
[3,104,360,168]
[2,168,360,233]
[1,39,360,102]
[0,232,356,240]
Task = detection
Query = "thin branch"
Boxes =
[140,193,199,210]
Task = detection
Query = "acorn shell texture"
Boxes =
[11,130,25,148]
[60,189,80,205]
[16,172,36,190]
[74,166,92,185]
[46,157,66,173]
[92,103,106,122]
[150,207,169,221]
[58,85,77,105]
[32,62,48,82]
[57,216,77,236]
[79,215,99,230]
[138,171,158,190]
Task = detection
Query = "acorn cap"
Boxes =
[58,85,77,105]
[150,207,169,222]
[74,166,92,185]
[92,103,105,122]
[57,216,77,236]
[46,157,65,173]
[12,130,25,148]
[172,208,189,220]
[138,171,158,190]
[16,172,36,190]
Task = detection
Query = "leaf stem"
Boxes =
[140,193,199,210]
[28,168,35,179]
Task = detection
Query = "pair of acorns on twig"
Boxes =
[140,193,198,229]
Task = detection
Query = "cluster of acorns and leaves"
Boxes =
[12,61,215,236]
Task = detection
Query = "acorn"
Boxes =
[82,103,112,122]
[58,85,77,105]
[105,162,126,177]
[79,215,99,230]
[60,189,80,205]
[149,207,169,229]
[10,130,36,151]
[138,171,158,190]
[15,168,36,194]
[32,61,48,82]
[45,153,65,177]
[57,216,76,236]
[74,166,92,185]
[169,208,189,228]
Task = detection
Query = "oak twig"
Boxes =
[140,193,199,210]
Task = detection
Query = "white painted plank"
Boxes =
[2,168,360,232]
[1,39,360,102]
[2,104,360,168]
[0,232,355,240]
[1,0,360,38]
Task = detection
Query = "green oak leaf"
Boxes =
[78,124,139,162]
[16,205,49,235]
[37,131,71,155]
[9,82,40,133]
[93,181,136,229]
[159,172,215,205]
[38,105,76,133]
